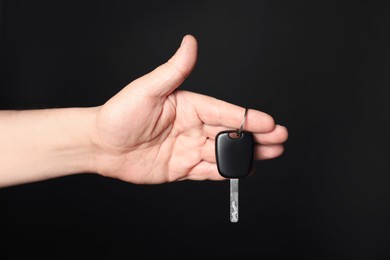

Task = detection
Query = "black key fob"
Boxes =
[215,130,255,178]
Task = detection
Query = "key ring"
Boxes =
[237,108,248,136]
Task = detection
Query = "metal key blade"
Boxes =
[230,179,239,223]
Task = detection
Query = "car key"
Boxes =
[215,108,254,222]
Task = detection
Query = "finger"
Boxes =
[203,124,288,145]
[201,135,284,163]
[182,145,284,182]
[203,125,233,140]
[187,161,226,181]
[185,145,284,181]
[124,34,198,97]
[201,138,216,163]
[255,144,284,160]
[254,125,289,145]
[192,93,275,133]
[202,130,285,160]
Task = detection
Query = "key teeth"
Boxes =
[230,178,239,223]
[230,202,239,222]
[230,217,239,223]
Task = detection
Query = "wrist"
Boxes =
[55,107,100,176]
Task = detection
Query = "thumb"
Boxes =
[129,34,198,97]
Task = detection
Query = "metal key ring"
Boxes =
[237,108,248,136]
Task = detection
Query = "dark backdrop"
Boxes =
[1,1,390,259]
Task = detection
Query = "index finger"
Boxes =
[190,92,275,133]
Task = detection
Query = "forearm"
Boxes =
[0,107,98,187]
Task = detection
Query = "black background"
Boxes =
[1,1,390,259]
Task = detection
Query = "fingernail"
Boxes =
[180,35,186,47]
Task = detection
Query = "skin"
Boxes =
[0,35,288,188]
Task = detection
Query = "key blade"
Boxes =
[230,179,239,223]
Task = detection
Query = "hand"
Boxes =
[91,35,288,184]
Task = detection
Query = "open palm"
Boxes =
[91,35,288,184]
